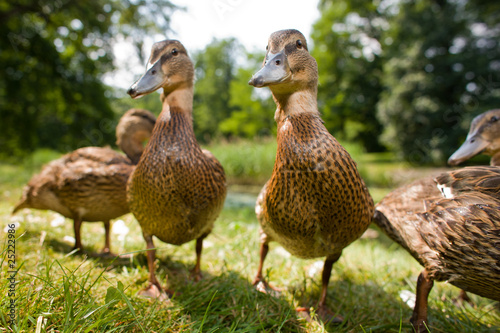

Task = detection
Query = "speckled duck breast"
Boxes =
[128,106,226,245]
[258,112,374,259]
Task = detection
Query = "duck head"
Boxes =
[448,109,500,166]
[127,40,194,99]
[249,29,318,95]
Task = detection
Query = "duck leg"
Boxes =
[456,289,472,305]
[100,220,113,255]
[138,234,169,300]
[317,254,343,323]
[410,269,434,333]
[191,232,209,282]
[252,239,281,292]
[297,253,343,323]
[73,217,83,252]
[253,241,269,286]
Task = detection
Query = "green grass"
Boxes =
[1,142,499,332]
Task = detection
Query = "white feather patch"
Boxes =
[280,118,291,132]
[437,183,454,199]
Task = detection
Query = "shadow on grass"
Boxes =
[289,275,412,332]
[46,237,76,254]
[119,250,410,332]
[174,270,307,332]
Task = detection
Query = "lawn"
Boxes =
[0,142,498,332]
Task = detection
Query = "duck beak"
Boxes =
[127,61,165,99]
[448,134,489,166]
[12,199,28,215]
[249,51,290,87]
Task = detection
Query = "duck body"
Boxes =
[249,29,374,322]
[126,39,226,297]
[128,107,226,246]
[259,113,373,259]
[12,109,155,254]
[374,165,500,331]
[14,146,132,222]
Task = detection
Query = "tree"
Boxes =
[0,0,176,159]
[377,0,500,164]
[192,38,241,142]
[220,51,275,139]
[311,0,385,152]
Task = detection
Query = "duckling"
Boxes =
[12,109,156,254]
[448,109,500,166]
[127,40,226,299]
[374,166,500,332]
[248,29,374,322]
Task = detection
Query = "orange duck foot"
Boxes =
[137,283,171,302]
[296,306,343,324]
[96,249,118,258]
[253,278,282,296]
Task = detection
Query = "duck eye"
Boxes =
[490,116,499,123]
[296,40,303,48]
[171,48,178,55]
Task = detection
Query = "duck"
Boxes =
[126,40,227,299]
[248,29,374,322]
[374,165,500,332]
[116,108,158,164]
[448,109,500,166]
[12,108,156,255]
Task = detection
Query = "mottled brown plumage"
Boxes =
[249,29,374,322]
[12,109,156,254]
[449,109,500,166]
[116,108,157,164]
[127,40,227,299]
[374,166,500,332]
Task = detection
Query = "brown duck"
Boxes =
[127,40,227,299]
[12,108,156,254]
[248,29,374,322]
[374,166,500,332]
[449,108,500,166]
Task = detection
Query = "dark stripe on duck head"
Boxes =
[148,40,188,67]
[268,29,308,52]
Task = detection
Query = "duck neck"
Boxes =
[272,88,319,124]
[160,86,194,123]
[119,133,145,165]
[490,152,500,166]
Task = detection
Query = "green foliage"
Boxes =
[192,38,241,142]
[204,139,277,186]
[376,0,500,164]
[220,52,276,139]
[192,40,275,143]
[312,0,500,163]
[311,0,385,152]
[0,0,176,160]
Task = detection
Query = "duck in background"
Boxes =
[374,114,500,332]
[448,109,500,166]
[127,40,227,299]
[12,108,156,255]
[248,29,374,323]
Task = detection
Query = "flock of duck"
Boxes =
[12,29,500,331]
